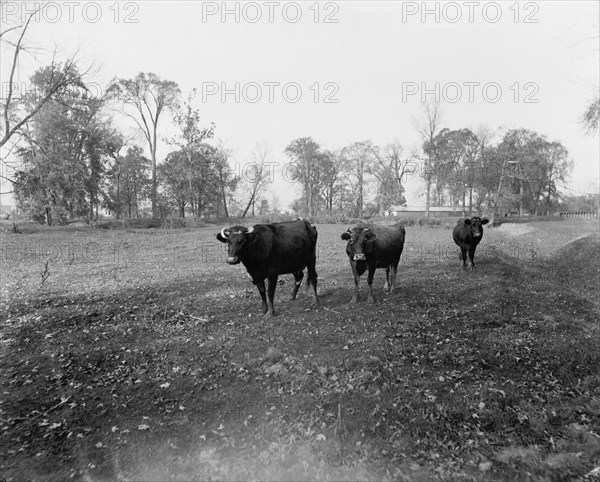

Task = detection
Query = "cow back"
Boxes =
[372,223,406,266]
[244,219,317,274]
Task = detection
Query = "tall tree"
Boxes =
[413,101,443,217]
[106,146,151,218]
[158,150,189,218]
[473,126,495,213]
[213,146,239,218]
[369,141,409,213]
[14,68,120,224]
[285,137,322,217]
[108,73,180,217]
[319,150,342,214]
[169,89,215,215]
[425,128,480,212]
[537,141,572,215]
[241,143,273,218]
[495,129,572,216]
[341,141,377,218]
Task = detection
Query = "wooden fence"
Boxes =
[559,212,598,219]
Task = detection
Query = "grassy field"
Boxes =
[1,219,599,481]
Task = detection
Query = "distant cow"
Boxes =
[452,217,489,269]
[216,219,318,317]
[341,222,406,303]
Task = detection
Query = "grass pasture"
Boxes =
[1,219,599,481]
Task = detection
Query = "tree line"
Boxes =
[1,12,597,225]
[1,68,581,224]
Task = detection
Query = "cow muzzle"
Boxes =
[353,253,366,261]
[226,256,239,264]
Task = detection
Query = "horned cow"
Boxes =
[216,219,318,317]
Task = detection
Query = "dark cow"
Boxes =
[216,219,318,317]
[452,217,489,269]
[341,222,406,303]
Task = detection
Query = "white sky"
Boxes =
[1,0,599,210]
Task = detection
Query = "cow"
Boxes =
[341,222,406,303]
[216,219,318,317]
[452,216,489,269]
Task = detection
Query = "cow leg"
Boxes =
[468,246,477,269]
[265,275,278,317]
[350,262,360,304]
[306,258,319,305]
[366,264,376,304]
[256,280,268,314]
[291,271,303,300]
[383,266,391,293]
[460,247,468,269]
[304,272,311,294]
[389,262,399,293]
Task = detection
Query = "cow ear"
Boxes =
[481,218,489,225]
[216,233,227,243]
[365,232,377,241]
[464,219,472,225]
[341,232,351,241]
[246,232,259,244]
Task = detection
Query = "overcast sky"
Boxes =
[1,0,599,210]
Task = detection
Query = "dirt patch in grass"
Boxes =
[1,222,599,480]
[493,224,535,236]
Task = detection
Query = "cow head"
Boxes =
[464,217,489,238]
[341,226,376,261]
[216,226,258,264]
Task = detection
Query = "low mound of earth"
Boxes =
[551,234,599,270]
[547,234,600,302]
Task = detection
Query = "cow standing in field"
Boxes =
[341,222,406,303]
[216,219,318,317]
[452,217,489,269]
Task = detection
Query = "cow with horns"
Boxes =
[341,222,406,303]
[216,219,319,317]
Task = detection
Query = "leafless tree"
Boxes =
[108,73,180,217]
[1,6,89,156]
[582,94,599,135]
[240,142,273,218]
[413,101,443,218]
[341,141,378,218]
[369,140,411,213]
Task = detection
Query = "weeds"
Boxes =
[39,260,50,287]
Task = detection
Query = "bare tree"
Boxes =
[341,141,377,218]
[413,101,443,218]
[582,94,599,135]
[1,7,89,150]
[213,143,238,218]
[369,140,410,213]
[108,73,180,217]
[473,125,495,214]
[241,142,273,218]
[284,137,322,217]
[319,150,342,214]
